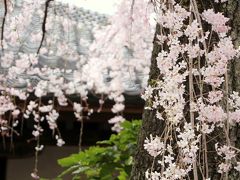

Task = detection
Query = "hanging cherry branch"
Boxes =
[140,0,240,179]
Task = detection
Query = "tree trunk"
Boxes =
[131,1,240,179]
[130,24,163,179]
[227,1,240,178]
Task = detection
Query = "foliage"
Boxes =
[55,120,141,180]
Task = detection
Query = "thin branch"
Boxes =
[1,0,8,50]
[37,0,54,54]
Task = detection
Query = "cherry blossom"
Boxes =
[144,135,164,157]
[142,0,240,178]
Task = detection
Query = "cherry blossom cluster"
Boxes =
[144,135,164,157]
[145,124,200,179]
[215,143,238,174]
[88,0,155,129]
[143,0,240,179]
[0,0,154,145]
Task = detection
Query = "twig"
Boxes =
[37,0,54,54]
[1,0,8,50]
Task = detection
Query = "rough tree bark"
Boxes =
[131,0,240,179]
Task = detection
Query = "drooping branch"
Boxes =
[37,0,54,54]
[1,0,8,50]
[130,0,135,14]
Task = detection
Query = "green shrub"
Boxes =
[55,120,141,180]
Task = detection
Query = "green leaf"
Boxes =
[118,169,128,180]
[57,165,79,178]
[58,154,82,167]
[99,163,115,177]
[72,166,90,174]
